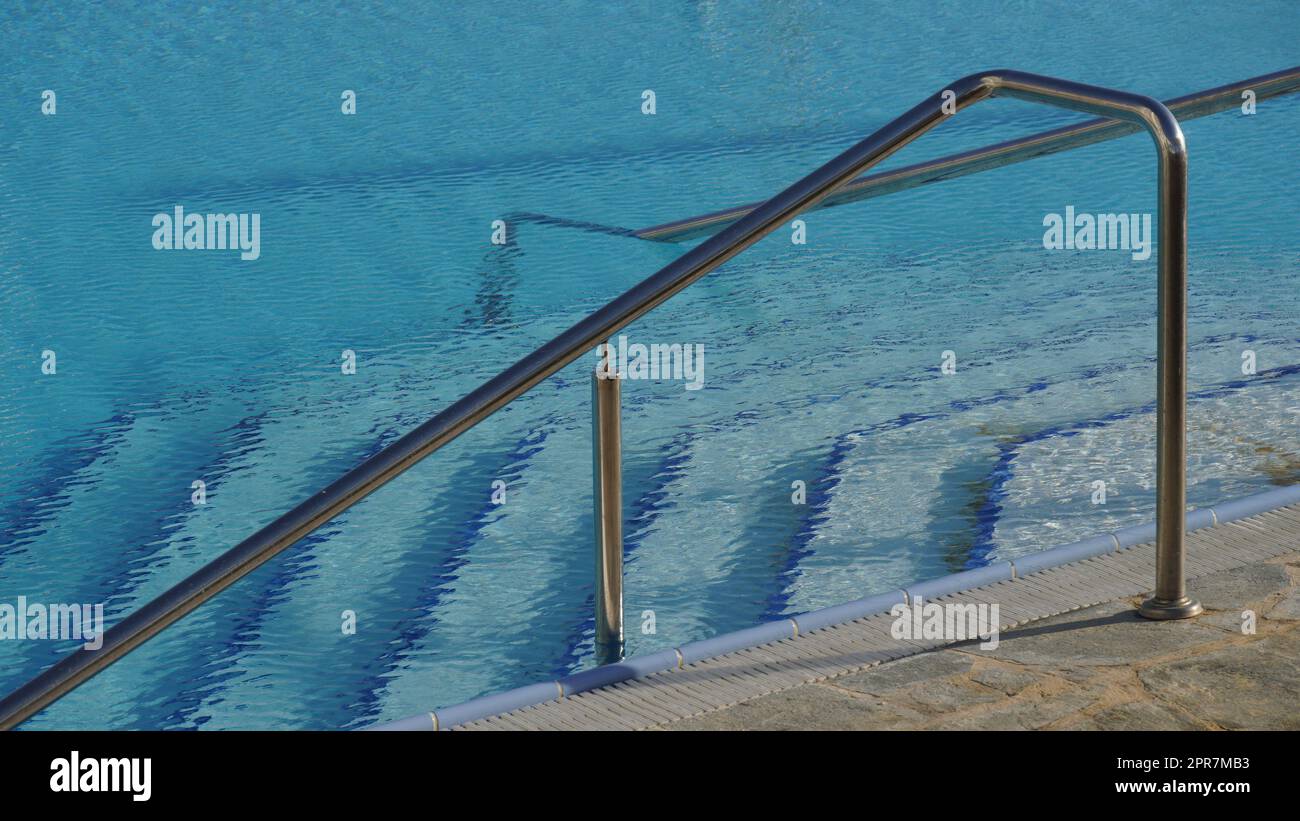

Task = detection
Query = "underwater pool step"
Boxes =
[370,483,1300,730]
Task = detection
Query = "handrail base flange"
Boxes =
[1138,595,1203,620]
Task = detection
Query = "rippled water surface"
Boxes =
[1,2,1298,728]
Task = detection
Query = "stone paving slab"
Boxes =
[664,553,1300,730]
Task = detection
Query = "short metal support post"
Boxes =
[592,357,624,663]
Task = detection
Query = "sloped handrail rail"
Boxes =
[0,69,1199,729]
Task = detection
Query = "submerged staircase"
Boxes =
[2,66,1299,730]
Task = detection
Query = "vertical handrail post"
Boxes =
[1139,117,1202,620]
[592,349,625,663]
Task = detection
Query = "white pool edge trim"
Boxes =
[365,482,1300,731]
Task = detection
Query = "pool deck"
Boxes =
[455,502,1300,731]
[661,555,1300,730]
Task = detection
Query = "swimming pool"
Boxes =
[2,2,1298,729]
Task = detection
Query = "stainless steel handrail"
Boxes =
[0,69,1205,729]
[637,65,1300,242]
[591,365,624,664]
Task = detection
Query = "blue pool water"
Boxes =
[1,2,1298,729]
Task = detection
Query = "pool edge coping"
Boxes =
[365,482,1300,731]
